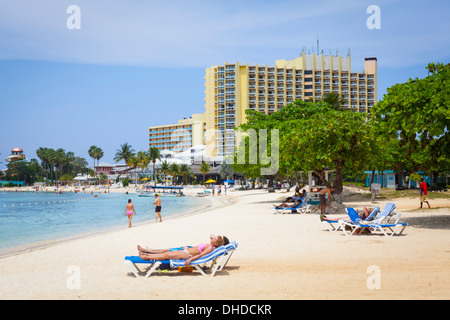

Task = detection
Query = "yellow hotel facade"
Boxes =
[204,52,377,157]
[148,113,206,152]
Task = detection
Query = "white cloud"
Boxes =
[0,0,448,68]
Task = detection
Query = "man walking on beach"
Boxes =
[153,194,162,222]
[419,178,430,208]
[319,186,335,216]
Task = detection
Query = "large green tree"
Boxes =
[233,100,371,199]
[371,62,450,184]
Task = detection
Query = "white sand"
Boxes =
[0,188,449,300]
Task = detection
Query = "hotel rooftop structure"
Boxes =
[203,52,377,157]
[148,113,206,153]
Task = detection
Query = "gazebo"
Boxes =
[5,147,26,163]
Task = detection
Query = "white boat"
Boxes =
[138,186,185,197]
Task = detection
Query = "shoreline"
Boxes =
[0,190,233,259]
[0,187,448,299]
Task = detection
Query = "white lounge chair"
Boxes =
[368,202,401,224]
[124,241,238,278]
[339,208,407,237]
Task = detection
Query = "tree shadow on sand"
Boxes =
[402,215,450,230]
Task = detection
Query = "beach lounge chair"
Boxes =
[322,202,399,232]
[274,195,310,214]
[124,241,238,278]
[369,202,402,224]
[321,206,380,232]
[339,208,407,237]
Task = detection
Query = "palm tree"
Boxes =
[169,163,180,185]
[36,147,50,181]
[55,148,66,181]
[159,160,170,185]
[199,161,210,184]
[147,147,161,186]
[114,143,135,166]
[136,151,150,182]
[47,148,57,183]
[127,155,140,187]
[95,147,104,168]
[88,145,99,173]
[179,163,194,185]
[322,92,345,111]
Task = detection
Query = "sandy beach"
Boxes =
[0,186,449,300]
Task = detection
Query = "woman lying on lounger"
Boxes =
[273,199,302,209]
[137,235,229,267]
[320,207,373,222]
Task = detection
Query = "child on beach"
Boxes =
[124,199,136,228]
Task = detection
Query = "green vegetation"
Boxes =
[232,62,449,198]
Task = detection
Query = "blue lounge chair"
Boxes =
[339,208,407,237]
[124,241,238,278]
[321,206,380,232]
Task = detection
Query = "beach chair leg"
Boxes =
[390,225,407,236]
[124,260,141,278]
[339,222,348,236]
[210,254,227,277]
[397,225,407,235]
[332,223,341,232]
[219,251,234,271]
[378,227,389,237]
[301,205,311,214]
[323,221,335,232]
[144,261,162,278]
[350,226,359,235]
[194,265,207,276]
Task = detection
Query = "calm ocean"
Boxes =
[0,191,203,254]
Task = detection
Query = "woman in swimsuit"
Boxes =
[124,199,136,228]
[137,235,228,267]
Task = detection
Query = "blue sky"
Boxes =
[0,0,449,169]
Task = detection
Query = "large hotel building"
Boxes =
[148,113,206,152]
[150,52,377,158]
[204,52,377,157]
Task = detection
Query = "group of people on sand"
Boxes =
[273,185,336,216]
[125,194,162,228]
[131,180,433,267]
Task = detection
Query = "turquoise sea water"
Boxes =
[0,191,203,254]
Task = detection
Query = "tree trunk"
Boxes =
[369,169,375,191]
[312,169,331,187]
[334,160,344,203]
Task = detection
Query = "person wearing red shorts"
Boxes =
[419,178,430,208]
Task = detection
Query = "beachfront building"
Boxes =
[5,147,26,163]
[94,162,129,176]
[203,51,378,157]
[148,113,206,153]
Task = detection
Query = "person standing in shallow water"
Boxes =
[125,199,136,228]
[153,194,162,222]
